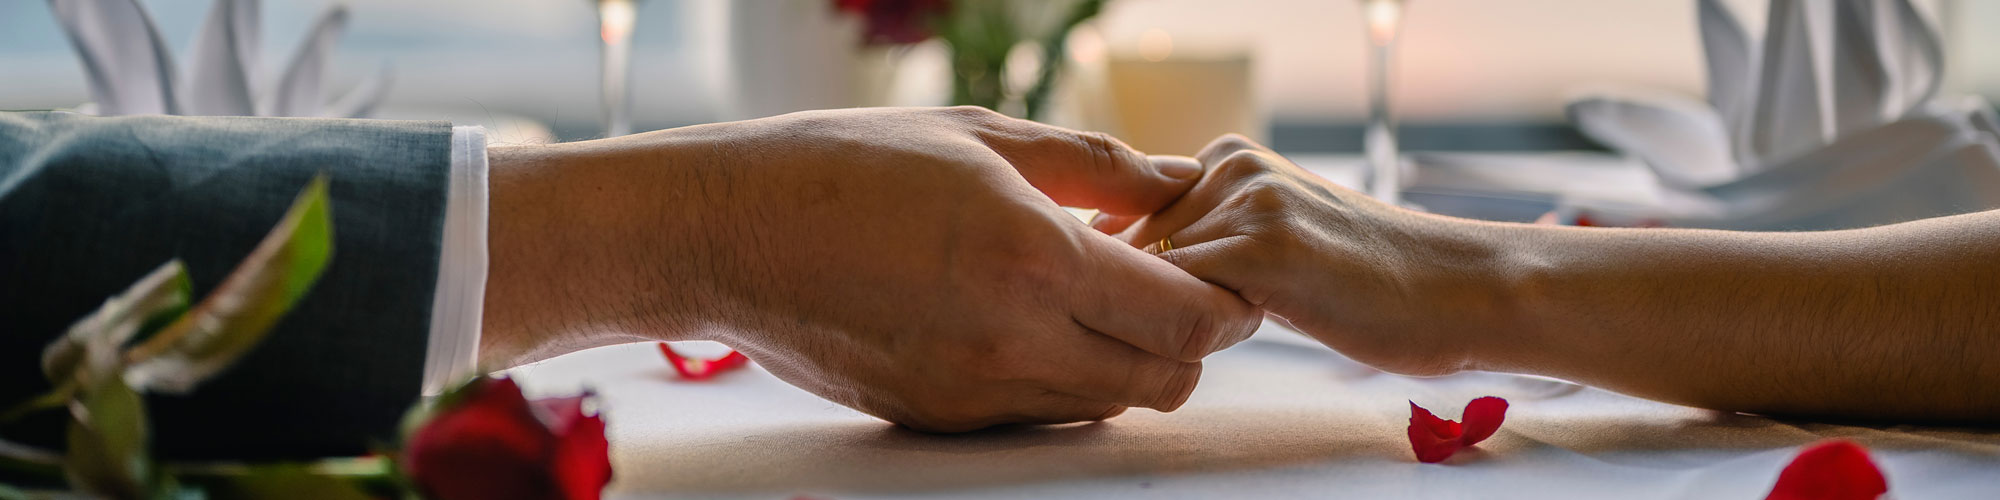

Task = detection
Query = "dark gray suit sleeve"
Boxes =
[0,111,452,460]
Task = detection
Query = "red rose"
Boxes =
[833,0,950,45]
[402,377,612,500]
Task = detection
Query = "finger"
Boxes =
[1072,231,1261,362]
[1117,181,1227,250]
[1096,212,1144,233]
[1154,235,1268,305]
[1119,148,1283,249]
[1026,325,1204,411]
[1091,156,1197,235]
[1157,205,1245,249]
[967,109,1203,215]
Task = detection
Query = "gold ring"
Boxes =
[1144,236,1175,254]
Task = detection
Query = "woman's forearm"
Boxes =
[1476,210,2000,422]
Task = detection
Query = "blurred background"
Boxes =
[6,0,2000,228]
[1,0,1988,146]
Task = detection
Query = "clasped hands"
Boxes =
[481,107,1477,432]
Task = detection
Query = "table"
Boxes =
[508,326,2000,499]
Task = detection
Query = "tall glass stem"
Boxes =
[598,0,637,137]
[1362,0,1404,205]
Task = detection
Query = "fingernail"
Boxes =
[1153,155,1202,180]
[1088,212,1109,227]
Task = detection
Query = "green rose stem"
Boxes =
[942,0,1016,112]
[1020,0,1104,122]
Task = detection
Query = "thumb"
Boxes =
[974,116,1203,215]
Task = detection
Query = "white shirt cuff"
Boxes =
[422,126,490,396]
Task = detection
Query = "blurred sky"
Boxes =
[1,0,1992,136]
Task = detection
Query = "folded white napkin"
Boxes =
[1562,0,2000,230]
[49,0,391,118]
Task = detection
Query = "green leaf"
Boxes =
[0,380,74,424]
[41,261,193,384]
[122,175,334,393]
[186,467,376,500]
[0,482,30,500]
[64,368,152,499]
[175,459,386,500]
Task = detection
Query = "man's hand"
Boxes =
[482,107,1261,431]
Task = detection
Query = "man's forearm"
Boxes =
[1471,211,2000,422]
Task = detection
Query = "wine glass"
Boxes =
[597,0,639,137]
[1359,0,1405,205]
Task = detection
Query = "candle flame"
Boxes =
[1364,0,1404,45]
[1138,28,1173,62]
[599,0,637,45]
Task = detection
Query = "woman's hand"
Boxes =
[1111,133,2000,423]
[1107,135,1522,377]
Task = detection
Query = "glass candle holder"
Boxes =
[1360,0,1405,205]
[597,0,639,137]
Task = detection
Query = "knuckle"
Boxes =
[1171,302,1221,361]
[1071,130,1127,178]
[1235,178,1295,213]
[1199,133,1260,160]
[1215,132,1256,148]
[1213,149,1274,182]
[943,105,1004,121]
[1153,362,1202,411]
[1157,247,1199,271]
[1221,302,1262,345]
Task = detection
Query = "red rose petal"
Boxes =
[1765,439,1888,500]
[1408,402,1464,463]
[1456,396,1509,445]
[1409,403,1460,440]
[404,378,560,500]
[832,0,949,45]
[551,412,613,500]
[1407,397,1510,463]
[658,343,751,380]
[1569,212,1667,228]
[531,394,588,432]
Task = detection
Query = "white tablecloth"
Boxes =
[508,326,2000,499]
[505,153,2000,498]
